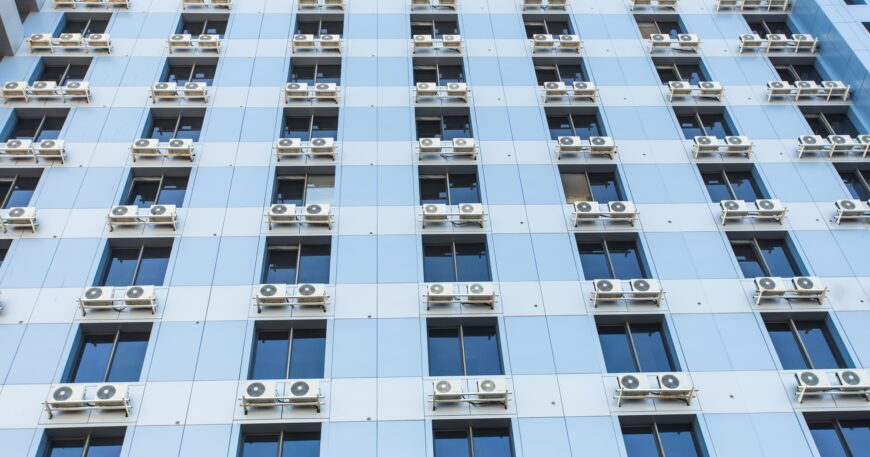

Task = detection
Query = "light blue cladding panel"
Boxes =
[127,425,184,457]
[0,325,26,382]
[331,319,377,378]
[518,165,563,205]
[178,425,233,457]
[74,167,125,208]
[644,232,737,280]
[377,318,422,377]
[194,321,246,381]
[531,234,581,282]
[100,108,148,142]
[0,429,36,457]
[376,59,410,87]
[377,166,415,206]
[250,58,288,86]
[147,322,204,382]
[715,314,778,371]
[504,316,556,375]
[105,12,144,39]
[792,231,854,277]
[0,57,36,81]
[120,57,164,87]
[226,166,269,207]
[547,316,603,374]
[622,164,707,204]
[518,418,572,457]
[226,14,264,39]
[346,13,379,39]
[259,13,293,39]
[42,238,101,288]
[377,108,415,141]
[672,314,777,372]
[831,231,870,276]
[336,236,377,284]
[31,168,84,208]
[481,165,525,205]
[212,237,260,286]
[136,13,180,39]
[214,58,255,86]
[169,238,220,287]
[837,311,870,367]
[187,168,233,208]
[565,417,622,457]
[202,108,245,142]
[339,166,378,206]
[377,421,426,457]
[377,235,419,283]
[6,324,70,384]
[240,108,281,142]
[326,422,376,457]
[492,234,538,282]
[1,239,59,288]
[22,11,60,35]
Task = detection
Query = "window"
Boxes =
[179,16,228,37]
[61,14,109,35]
[598,319,677,373]
[36,58,90,85]
[423,238,491,282]
[676,112,733,139]
[124,170,189,208]
[621,420,704,457]
[249,322,326,380]
[413,61,465,85]
[807,417,870,457]
[700,168,765,202]
[282,113,339,140]
[164,61,217,85]
[635,16,684,39]
[433,422,514,457]
[560,168,622,203]
[411,17,460,37]
[420,169,480,205]
[745,18,792,36]
[838,167,870,200]
[146,112,204,141]
[100,242,172,287]
[0,242,8,267]
[774,62,821,84]
[728,236,802,278]
[578,238,647,280]
[765,317,848,370]
[263,242,331,284]
[273,171,335,206]
[67,325,151,383]
[296,18,343,36]
[428,320,503,376]
[654,59,706,84]
[802,111,859,137]
[289,60,341,84]
[43,430,125,457]
[5,112,67,141]
[533,61,588,85]
[547,112,603,139]
[0,170,41,209]
[523,18,573,37]
[240,428,320,457]
[416,113,472,140]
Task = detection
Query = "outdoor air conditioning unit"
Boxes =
[4,207,36,224]
[799,135,824,147]
[677,34,700,45]
[558,34,581,48]
[695,135,718,147]
[132,138,159,153]
[293,34,316,48]
[302,203,330,223]
[572,81,596,97]
[442,35,461,48]
[452,138,475,153]
[657,373,691,392]
[57,33,83,46]
[148,204,176,223]
[445,82,467,98]
[47,384,87,409]
[618,374,650,391]
[724,136,751,148]
[755,276,785,294]
[650,33,670,44]
[29,33,52,47]
[167,138,193,152]
[796,370,828,388]
[418,137,442,153]
[557,136,582,151]
[3,81,28,96]
[296,283,327,303]
[608,201,636,217]
[574,201,600,220]
[275,138,302,153]
[257,283,287,303]
[244,381,279,404]
[124,285,155,302]
[458,203,484,221]
[413,34,434,49]
[314,82,338,96]
[822,80,847,90]
[286,380,320,403]
[837,369,869,388]
[170,33,193,46]
[422,203,448,221]
[269,203,297,221]
[94,384,128,406]
[793,34,815,42]
[30,81,57,97]
[285,82,309,98]
[64,81,90,98]
[81,286,114,306]
[432,379,463,400]
[792,276,824,296]
[754,198,784,215]
[416,82,437,97]
[183,82,207,95]
[477,378,507,399]
[594,279,623,297]
[152,81,177,96]
[829,135,855,147]
[2,139,32,155]
[309,137,335,153]
[533,34,555,48]
[197,34,220,49]
[319,34,341,47]
[544,81,567,96]
[630,278,662,299]
[86,33,111,48]
[427,283,455,302]
[836,199,867,217]
[721,199,750,215]
[466,282,494,301]
[110,205,139,222]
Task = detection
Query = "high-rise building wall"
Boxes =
[0,0,868,456]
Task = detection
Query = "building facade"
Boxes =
[0,0,868,455]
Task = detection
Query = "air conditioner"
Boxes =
[418,137,442,153]
[837,369,869,388]
[557,136,582,151]
[466,282,494,300]
[29,33,52,47]
[828,135,854,147]
[792,276,824,295]
[859,135,870,145]
[574,201,600,219]
[668,81,689,91]
[309,137,335,153]
[799,135,824,147]
[458,203,484,220]
[94,384,128,406]
[477,378,507,399]
[724,136,751,148]
[721,199,750,215]
[275,138,302,153]
[422,203,448,220]
[768,80,790,90]
[124,285,155,302]
[286,380,320,403]
[835,199,867,216]
[572,81,596,97]
[445,82,467,97]
[698,81,723,98]
[269,203,297,220]
[319,34,341,49]
[313,82,337,96]
[131,139,159,156]
[296,283,327,303]
[415,82,437,97]
[183,82,207,95]
[109,205,139,222]
[795,80,820,91]
[677,34,700,45]
[658,373,691,392]
[2,139,33,155]
[413,34,434,49]
[452,137,475,153]
[86,33,111,48]
[740,33,762,43]
[257,283,287,302]
[767,33,787,43]
[34,139,65,155]
[197,34,220,49]
[755,276,785,294]
[302,203,331,223]
[57,32,83,45]
[650,33,670,43]
[822,80,847,90]
[754,198,784,214]
[533,34,554,48]
[558,34,581,48]
[149,204,176,223]
[47,384,87,408]
[64,81,90,98]
[30,80,57,96]
[442,35,461,48]
[167,138,193,152]
[293,34,316,47]
[244,381,279,403]
[432,379,463,400]
[3,81,28,95]
[4,206,35,224]
[796,370,828,388]
[608,201,636,216]
[81,286,114,306]
[589,136,614,151]
[593,279,623,297]
[152,81,178,95]
[544,81,567,96]
[793,34,815,42]
[427,282,455,302]
[694,136,719,148]
[618,374,650,391]
[285,82,309,98]
[629,278,662,299]
[169,33,193,46]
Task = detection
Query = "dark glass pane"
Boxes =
[320,21,343,35]
[423,243,457,282]
[792,65,821,82]
[840,420,870,457]
[175,116,203,141]
[204,20,228,36]
[291,65,317,84]
[809,422,849,457]
[414,67,438,84]
[289,328,326,379]
[72,333,114,383]
[548,115,573,140]
[657,21,681,39]
[180,20,203,35]
[282,432,321,457]
[434,430,471,457]
[571,114,602,138]
[701,172,732,203]
[420,177,449,205]
[311,116,338,139]
[166,65,194,85]
[535,67,559,85]
[764,21,791,35]
[547,20,571,35]
[275,179,306,205]
[840,171,870,200]
[135,246,171,286]
[631,323,675,372]
[242,434,280,457]
[775,67,796,84]
[48,439,87,457]
[107,332,149,382]
[442,116,472,140]
[757,239,800,277]
[702,114,731,138]
[449,174,480,204]
[455,242,490,281]
[824,114,859,137]
[298,244,331,284]
[599,325,637,373]
[804,116,830,136]
[473,428,513,457]
[157,176,188,207]
[417,119,442,139]
[87,19,109,34]
[766,321,809,370]
[39,65,68,84]
[463,325,502,376]
[657,66,677,84]
[731,243,766,278]
[66,64,90,82]
[607,241,646,280]
[128,180,160,207]
[149,118,178,141]
[728,171,765,201]
[0,182,11,207]
[411,23,433,36]
[676,64,703,84]
[438,65,464,84]
[191,64,216,84]
[524,23,547,38]
[10,117,40,139]
[37,117,65,140]
[428,327,463,376]
[558,64,585,84]
[265,249,299,284]
[251,331,290,380]
[101,248,139,287]
[61,19,89,34]
[284,117,312,140]
[658,424,701,457]
[87,437,124,457]
[746,22,765,36]
[677,114,703,139]
[795,321,846,369]
[316,65,341,84]
[622,426,660,457]
[297,21,319,34]
[5,176,39,208]
[579,241,612,279]
[433,20,459,36]
[587,174,620,202]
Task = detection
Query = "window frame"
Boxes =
[146,113,205,141]
[432,422,515,457]
[635,17,685,38]
[802,112,859,137]
[419,170,480,205]
[98,242,172,287]
[745,18,792,36]
[239,427,322,457]
[837,167,870,200]
[273,173,335,206]
[164,61,217,85]
[427,320,505,376]
[577,238,648,280]
[559,168,623,203]
[67,326,151,384]
[248,322,327,380]
[42,429,126,457]
[806,416,870,457]
[699,168,766,202]
[60,14,110,36]
[261,240,331,285]
[410,18,460,37]
[295,18,344,36]
[546,112,605,139]
[179,17,228,37]
[415,113,473,140]
[523,19,574,37]
[654,61,706,84]
[413,63,466,85]
[289,61,342,85]
[37,60,91,85]
[0,171,40,209]
[422,238,492,283]
[6,113,67,141]
[676,112,734,138]
[764,316,849,370]
[282,113,339,140]
[620,418,705,457]
[598,320,678,373]
[729,236,802,278]
[124,171,189,208]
